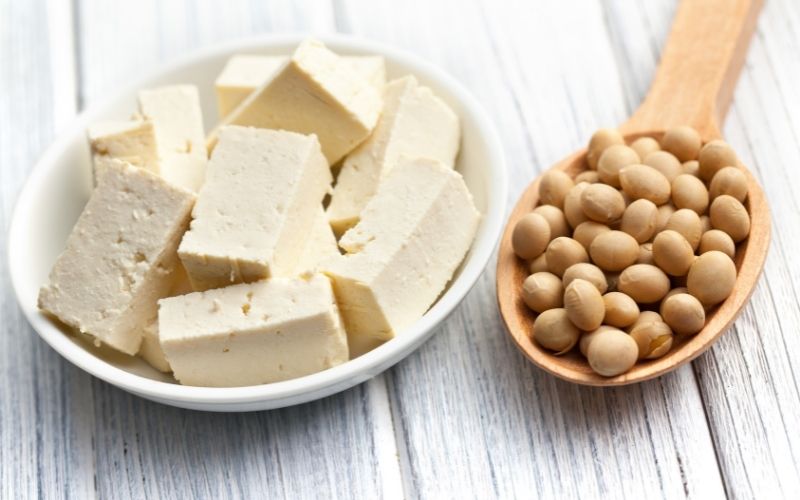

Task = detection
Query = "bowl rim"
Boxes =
[8,33,508,406]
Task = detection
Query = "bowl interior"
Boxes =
[9,35,506,408]
[496,131,770,385]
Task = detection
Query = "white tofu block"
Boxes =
[293,208,340,275]
[327,76,460,234]
[215,54,386,118]
[158,274,349,387]
[38,160,195,355]
[88,119,159,179]
[178,126,331,291]
[137,263,193,372]
[138,85,207,192]
[322,158,480,357]
[209,39,382,164]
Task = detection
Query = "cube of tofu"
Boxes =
[327,75,460,234]
[38,160,196,355]
[158,274,349,387]
[209,39,383,164]
[292,208,340,276]
[137,262,194,372]
[214,54,387,118]
[178,126,331,291]
[87,119,159,179]
[138,85,207,192]
[322,158,480,357]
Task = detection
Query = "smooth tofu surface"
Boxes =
[178,126,331,291]
[38,160,196,355]
[139,85,207,191]
[327,75,460,234]
[214,54,386,118]
[158,274,349,387]
[322,158,480,357]
[88,119,159,178]
[209,39,382,164]
[293,208,340,276]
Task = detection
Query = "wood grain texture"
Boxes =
[2,0,800,498]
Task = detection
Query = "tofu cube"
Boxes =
[38,160,196,355]
[327,75,460,234]
[214,54,386,118]
[137,263,194,372]
[158,274,349,387]
[322,158,480,357]
[138,85,207,192]
[293,208,340,276]
[178,126,331,291]
[87,119,159,178]
[209,39,382,164]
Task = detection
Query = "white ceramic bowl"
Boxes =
[8,34,507,411]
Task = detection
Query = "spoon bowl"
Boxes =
[496,130,770,385]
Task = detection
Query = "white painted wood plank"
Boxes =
[337,0,725,497]
[0,1,95,499]
[74,1,394,498]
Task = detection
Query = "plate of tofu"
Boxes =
[8,34,506,411]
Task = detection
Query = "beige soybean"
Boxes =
[521,272,563,313]
[512,213,551,259]
[628,310,665,332]
[709,166,748,202]
[587,329,639,376]
[580,184,626,223]
[598,145,640,187]
[665,208,703,250]
[661,293,706,336]
[539,170,574,209]
[587,128,624,169]
[699,140,738,182]
[638,242,655,264]
[661,287,690,305]
[709,195,750,242]
[661,126,702,162]
[573,221,610,250]
[655,204,676,233]
[533,205,570,238]
[652,230,695,276]
[687,251,737,306]
[618,264,671,303]
[562,263,608,294]
[564,279,605,331]
[603,292,640,327]
[545,237,589,277]
[532,308,581,354]
[630,136,661,160]
[590,230,640,271]
[671,174,709,214]
[564,182,590,228]
[699,229,736,259]
[619,164,671,205]
[528,253,549,274]
[575,170,600,184]
[682,160,700,177]
[644,150,683,181]
[579,325,619,357]
[620,199,658,243]
[629,321,674,359]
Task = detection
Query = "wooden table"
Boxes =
[2,0,799,498]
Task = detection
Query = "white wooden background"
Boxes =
[2,0,799,498]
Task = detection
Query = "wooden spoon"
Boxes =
[496,0,770,386]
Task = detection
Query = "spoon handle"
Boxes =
[621,0,763,140]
